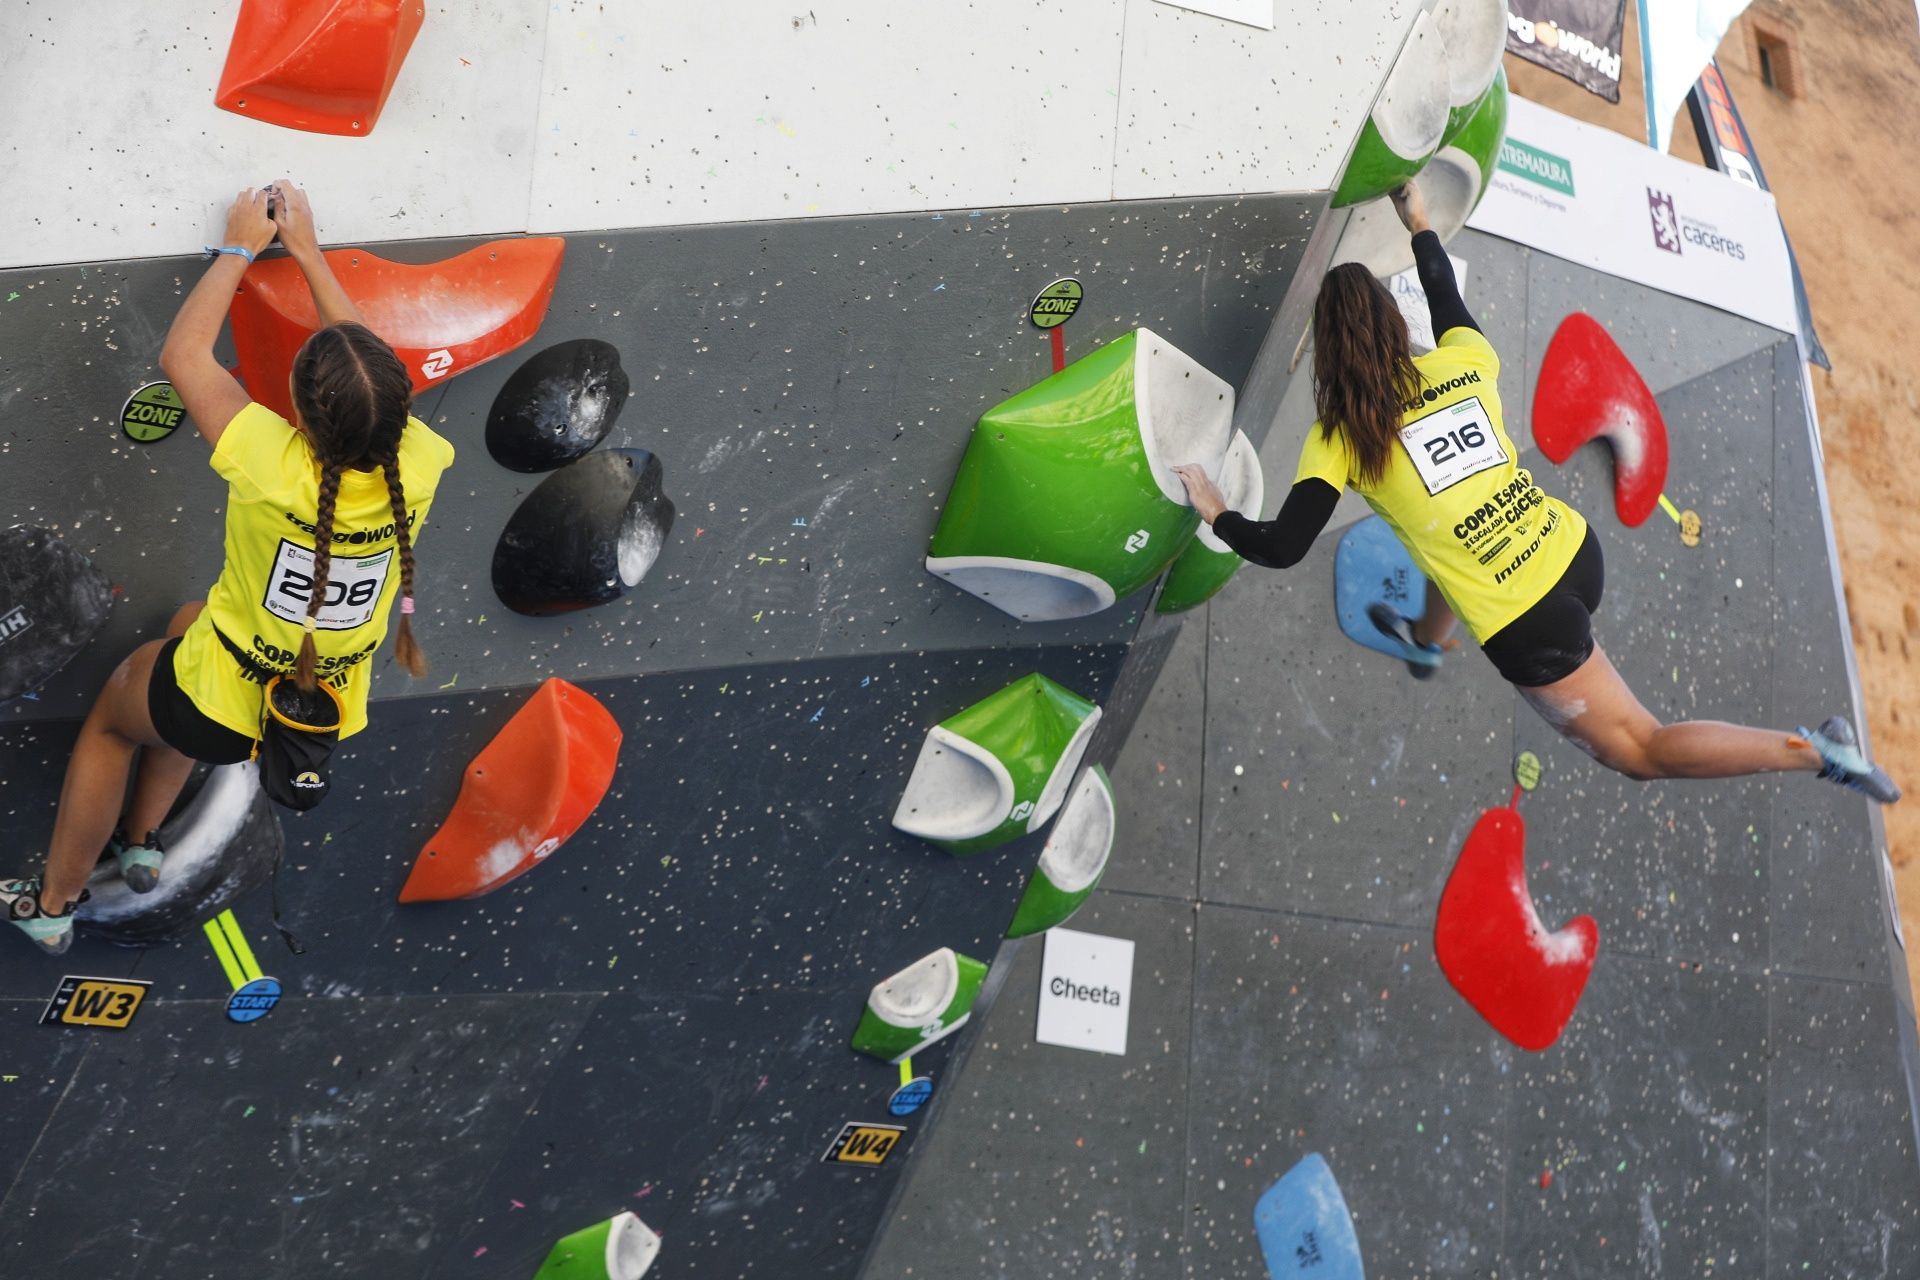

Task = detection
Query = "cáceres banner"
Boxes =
[1467,96,1796,335]
[1506,0,1629,103]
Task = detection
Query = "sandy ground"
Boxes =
[1504,1,1920,993]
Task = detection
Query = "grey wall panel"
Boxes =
[0,194,1320,725]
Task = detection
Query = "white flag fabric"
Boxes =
[1636,0,1753,152]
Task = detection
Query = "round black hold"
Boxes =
[491,449,676,617]
[485,339,630,472]
[0,525,113,703]
[77,763,284,947]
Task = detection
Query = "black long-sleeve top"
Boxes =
[1211,230,1480,569]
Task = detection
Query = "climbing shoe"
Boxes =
[1367,603,1443,681]
[107,829,165,894]
[1801,716,1902,804]
[1,876,86,955]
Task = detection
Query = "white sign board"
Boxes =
[1390,253,1468,353]
[1035,927,1134,1056]
[1153,0,1274,30]
[1467,96,1796,334]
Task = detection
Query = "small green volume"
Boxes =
[1514,750,1543,792]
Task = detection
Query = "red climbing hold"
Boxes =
[1531,313,1669,527]
[229,238,566,421]
[398,678,621,903]
[1434,804,1597,1052]
[216,0,426,136]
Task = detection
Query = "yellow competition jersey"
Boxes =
[1295,326,1586,642]
[174,402,455,740]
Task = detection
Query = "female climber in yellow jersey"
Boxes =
[4,182,456,952]
[1175,181,1899,805]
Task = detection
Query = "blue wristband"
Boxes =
[204,244,255,264]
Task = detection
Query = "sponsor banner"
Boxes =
[1506,0,1628,102]
[1467,96,1796,334]
[1687,60,1830,368]
[1035,927,1133,1056]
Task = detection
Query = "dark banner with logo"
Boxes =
[1686,60,1830,368]
[1506,0,1629,102]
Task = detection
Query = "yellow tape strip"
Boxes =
[202,916,246,990]
[216,910,263,983]
[899,1057,914,1087]
[1657,493,1682,523]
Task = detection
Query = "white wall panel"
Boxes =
[526,0,1127,233]
[0,1,550,269]
[1113,0,1417,199]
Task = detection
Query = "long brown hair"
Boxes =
[1310,263,1423,488]
[287,322,426,689]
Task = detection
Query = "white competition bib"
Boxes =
[261,538,393,631]
[1399,396,1508,496]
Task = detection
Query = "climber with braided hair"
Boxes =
[4,182,454,953]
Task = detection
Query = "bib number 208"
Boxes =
[262,538,392,630]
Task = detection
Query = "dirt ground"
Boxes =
[1504,0,1920,992]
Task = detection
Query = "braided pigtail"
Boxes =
[296,461,344,690]
[381,457,426,677]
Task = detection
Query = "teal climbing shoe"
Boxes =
[1,876,82,955]
[107,829,165,894]
[1801,717,1902,804]
[1367,603,1443,680]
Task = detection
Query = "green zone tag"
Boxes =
[820,1121,905,1167]
[1514,751,1543,792]
[121,381,187,443]
[40,976,152,1030]
[1028,277,1084,330]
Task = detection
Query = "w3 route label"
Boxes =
[41,976,152,1030]
[1400,396,1507,496]
[262,539,392,631]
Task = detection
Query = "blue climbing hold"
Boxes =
[1333,515,1428,665]
[1253,1153,1363,1280]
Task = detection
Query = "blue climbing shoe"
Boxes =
[1,876,83,955]
[107,829,165,894]
[1367,603,1443,680]
[1800,717,1902,804]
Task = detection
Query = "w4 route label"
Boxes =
[40,976,152,1030]
[820,1121,906,1167]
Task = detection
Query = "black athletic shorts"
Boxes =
[148,637,258,765]
[1480,525,1604,688]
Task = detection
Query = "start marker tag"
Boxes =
[121,381,187,444]
[1028,277,1084,330]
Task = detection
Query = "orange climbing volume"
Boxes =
[398,679,621,903]
[215,0,425,136]
[229,238,566,421]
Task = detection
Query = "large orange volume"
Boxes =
[398,679,622,903]
[229,238,566,421]
[216,0,426,136]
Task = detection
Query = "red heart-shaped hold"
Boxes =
[1434,805,1597,1052]
[1531,313,1669,527]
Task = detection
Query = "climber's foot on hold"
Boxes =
[1,876,86,955]
[1367,603,1443,680]
[1801,716,1902,804]
[108,829,166,894]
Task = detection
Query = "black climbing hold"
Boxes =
[491,449,675,617]
[485,339,630,472]
[77,763,284,947]
[0,526,113,703]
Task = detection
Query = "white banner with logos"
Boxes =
[1035,927,1134,1056]
[1466,96,1797,334]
